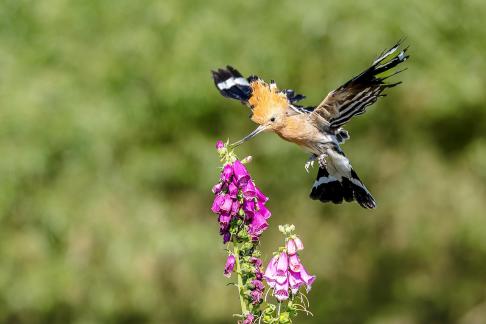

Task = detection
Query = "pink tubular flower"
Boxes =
[228,182,238,198]
[299,265,316,291]
[232,160,250,186]
[264,255,279,288]
[211,194,225,213]
[274,280,290,301]
[241,180,257,199]
[241,313,254,324]
[256,202,271,220]
[293,236,304,251]
[221,164,233,182]
[255,186,268,203]
[224,255,236,278]
[286,239,297,255]
[220,194,233,213]
[248,213,269,239]
[212,182,223,194]
[250,257,262,268]
[288,270,304,294]
[276,252,288,275]
[288,254,302,272]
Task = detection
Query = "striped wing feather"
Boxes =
[313,40,409,129]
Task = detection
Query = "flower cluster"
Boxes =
[211,140,271,320]
[211,141,270,244]
[264,225,315,301]
[212,141,316,323]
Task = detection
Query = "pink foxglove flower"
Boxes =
[293,236,304,251]
[224,255,236,278]
[221,164,233,182]
[264,254,279,288]
[232,160,250,186]
[288,254,302,272]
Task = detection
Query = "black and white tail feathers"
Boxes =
[310,166,376,209]
[212,66,252,103]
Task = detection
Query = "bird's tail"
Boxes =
[211,66,252,102]
[310,166,376,209]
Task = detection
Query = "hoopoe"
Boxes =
[212,41,409,209]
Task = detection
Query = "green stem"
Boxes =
[233,242,248,315]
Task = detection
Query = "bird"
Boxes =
[211,41,409,209]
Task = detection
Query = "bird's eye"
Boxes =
[270,117,276,122]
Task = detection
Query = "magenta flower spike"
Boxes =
[211,140,272,319]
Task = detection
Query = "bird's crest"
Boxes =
[248,80,289,125]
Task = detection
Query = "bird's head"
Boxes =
[232,80,289,147]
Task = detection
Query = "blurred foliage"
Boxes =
[1,0,486,323]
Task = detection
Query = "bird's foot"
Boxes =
[304,154,318,173]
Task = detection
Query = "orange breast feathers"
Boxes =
[276,114,319,146]
[248,81,289,125]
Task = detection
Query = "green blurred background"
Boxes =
[1,0,486,323]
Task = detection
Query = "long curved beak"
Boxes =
[231,125,268,147]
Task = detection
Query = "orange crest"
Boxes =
[248,81,289,125]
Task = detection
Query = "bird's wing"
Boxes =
[212,66,253,105]
[312,40,409,129]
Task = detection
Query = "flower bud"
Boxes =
[279,312,291,323]
[241,155,253,164]
[215,140,226,155]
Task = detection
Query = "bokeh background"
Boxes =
[1,0,486,323]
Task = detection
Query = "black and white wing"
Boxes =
[212,66,253,104]
[313,40,409,129]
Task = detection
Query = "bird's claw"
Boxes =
[304,160,315,173]
[304,154,318,173]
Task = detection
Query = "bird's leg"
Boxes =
[318,153,328,169]
[304,154,318,173]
